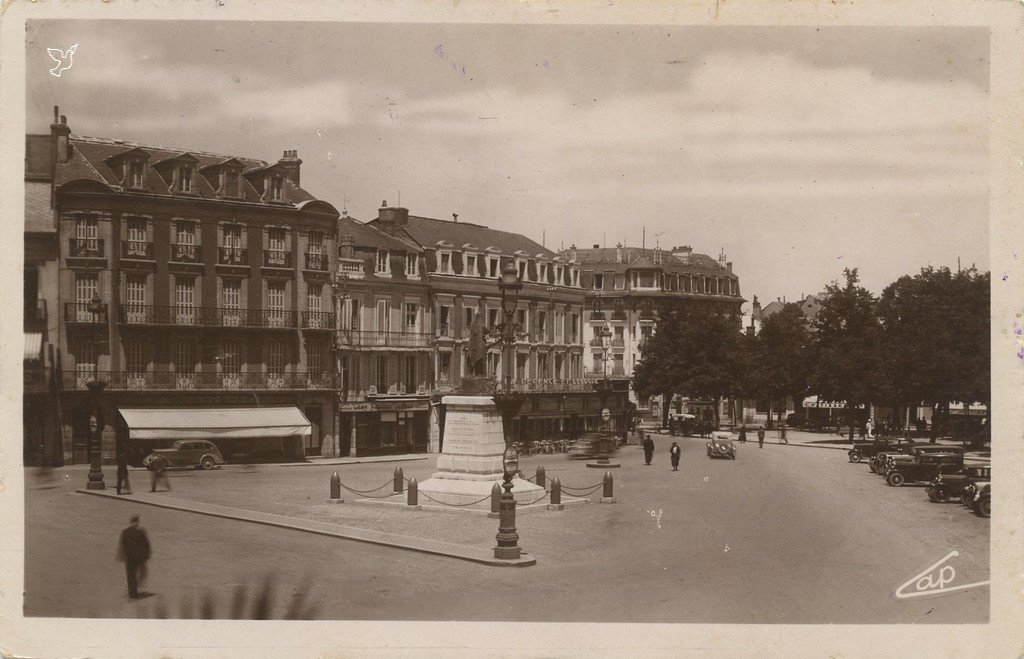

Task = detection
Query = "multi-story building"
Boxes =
[369,207,623,444]
[47,109,341,464]
[566,243,744,422]
[332,213,433,457]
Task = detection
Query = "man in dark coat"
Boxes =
[642,432,655,465]
[117,514,151,599]
[669,442,681,471]
[115,455,131,495]
[757,426,766,448]
[738,425,748,443]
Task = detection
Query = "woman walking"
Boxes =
[670,442,681,471]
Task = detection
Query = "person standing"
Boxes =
[866,419,874,439]
[117,514,151,599]
[149,460,171,492]
[757,426,766,448]
[669,442,681,471]
[642,432,655,465]
[115,455,132,495]
[738,425,748,444]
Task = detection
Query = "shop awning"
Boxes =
[23,332,43,361]
[119,406,311,440]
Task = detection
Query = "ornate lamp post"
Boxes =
[85,379,107,490]
[591,325,616,466]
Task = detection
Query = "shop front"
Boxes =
[338,399,430,457]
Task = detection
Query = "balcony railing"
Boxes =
[64,302,108,324]
[337,258,365,278]
[611,337,625,348]
[495,378,594,394]
[218,247,248,266]
[263,249,292,268]
[436,323,453,338]
[589,311,606,321]
[340,330,433,348]
[301,311,336,329]
[305,251,328,271]
[62,370,338,391]
[171,243,203,263]
[69,238,104,258]
[117,305,297,328]
[121,240,153,260]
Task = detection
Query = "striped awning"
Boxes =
[118,406,311,440]
[24,332,43,361]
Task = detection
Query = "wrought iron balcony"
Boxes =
[263,249,292,268]
[121,240,153,260]
[337,258,365,278]
[304,251,328,271]
[339,330,433,348]
[171,243,203,263]
[436,323,453,338]
[64,302,108,324]
[62,370,338,391]
[301,311,336,329]
[69,238,104,258]
[218,247,248,266]
[117,304,297,328]
[611,337,625,348]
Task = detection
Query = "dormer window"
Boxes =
[571,268,580,287]
[222,169,240,198]
[127,160,145,189]
[539,262,549,283]
[554,264,564,285]
[270,176,284,201]
[487,256,500,278]
[376,250,391,275]
[516,259,528,281]
[179,165,194,193]
[438,251,452,274]
[405,253,419,278]
[465,253,477,276]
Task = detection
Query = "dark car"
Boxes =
[706,432,737,460]
[143,439,225,471]
[970,482,991,518]
[873,445,964,475]
[927,465,991,503]
[850,438,915,464]
[885,452,964,487]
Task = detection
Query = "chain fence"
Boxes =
[417,491,495,507]
[338,480,398,499]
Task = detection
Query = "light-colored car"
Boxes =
[143,440,225,471]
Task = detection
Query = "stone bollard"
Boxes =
[489,482,502,518]
[407,477,420,509]
[328,471,344,503]
[548,477,564,511]
[600,471,617,504]
[393,467,404,494]
[536,465,546,489]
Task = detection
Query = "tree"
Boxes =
[809,268,883,441]
[633,301,743,428]
[756,303,812,428]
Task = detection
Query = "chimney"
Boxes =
[569,245,577,262]
[616,243,623,263]
[673,245,692,265]
[50,106,71,164]
[452,213,458,222]
[376,202,409,235]
[338,234,355,259]
[592,244,600,249]
[726,261,733,273]
[278,149,302,187]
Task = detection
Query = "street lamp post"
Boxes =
[85,379,107,490]
[591,325,616,465]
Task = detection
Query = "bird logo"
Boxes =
[48,44,78,77]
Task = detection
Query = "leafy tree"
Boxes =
[634,301,742,428]
[809,268,883,441]
[756,303,812,427]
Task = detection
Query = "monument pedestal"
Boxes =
[418,395,545,506]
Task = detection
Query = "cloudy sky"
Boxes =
[26,21,989,309]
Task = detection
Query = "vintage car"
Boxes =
[926,465,991,503]
[884,452,964,487]
[849,438,915,463]
[970,482,991,518]
[873,445,964,475]
[567,432,620,460]
[706,432,737,460]
[143,439,225,471]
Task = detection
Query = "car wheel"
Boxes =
[887,472,905,487]
[976,497,991,518]
[869,462,877,473]
[961,493,973,507]
[933,489,949,503]
[200,456,215,470]
[849,450,863,463]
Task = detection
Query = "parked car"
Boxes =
[873,445,964,474]
[927,465,991,503]
[884,452,964,487]
[567,432,620,460]
[970,482,991,518]
[706,432,737,460]
[143,440,225,471]
[849,437,915,463]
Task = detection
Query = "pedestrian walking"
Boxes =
[738,425,747,443]
[149,461,171,492]
[757,426,766,448]
[642,433,655,465]
[116,514,151,599]
[115,456,132,495]
[670,442,681,470]
[779,425,788,444]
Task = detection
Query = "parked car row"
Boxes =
[847,437,990,518]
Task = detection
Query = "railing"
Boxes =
[62,370,338,391]
[340,330,433,348]
[589,311,606,321]
[69,238,104,258]
[301,311,336,329]
[263,249,292,268]
[639,310,656,321]
[503,378,594,393]
[305,251,328,271]
[436,323,453,338]
[117,305,298,328]
[121,240,153,259]
[171,243,202,263]
[611,337,625,348]
[64,302,108,324]
[610,311,627,320]
[218,247,248,266]
[337,258,365,278]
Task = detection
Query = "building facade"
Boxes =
[47,109,341,464]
